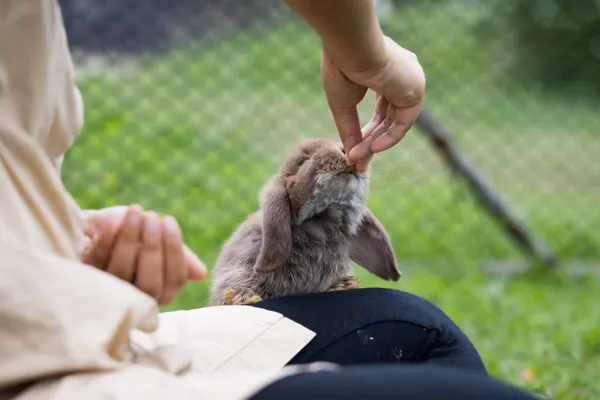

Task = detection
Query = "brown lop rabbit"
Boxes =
[209,138,401,306]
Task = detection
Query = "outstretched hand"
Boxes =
[81,205,207,305]
[321,36,426,172]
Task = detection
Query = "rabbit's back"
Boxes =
[259,213,353,298]
[209,208,354,304]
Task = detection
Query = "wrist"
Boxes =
[284,0,388,74]
[320,20,388,75]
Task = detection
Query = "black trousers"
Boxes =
[248,288,537,400]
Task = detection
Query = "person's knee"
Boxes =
[356,288,488,373]
[253,288,487,372]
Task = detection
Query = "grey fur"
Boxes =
[209,138,400,306]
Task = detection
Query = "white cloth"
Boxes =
[0,1,321,399]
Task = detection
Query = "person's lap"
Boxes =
[250,288,539,399]
[252,287,487,373]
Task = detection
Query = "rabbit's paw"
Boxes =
[223,287,263,306]
[329,276,360,291]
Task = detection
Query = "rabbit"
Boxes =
[208,137,401,306]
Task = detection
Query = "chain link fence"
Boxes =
[60,0,599,300]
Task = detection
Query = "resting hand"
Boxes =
[80,205,207,305]
[321,36,426,172]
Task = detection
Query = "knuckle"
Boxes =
[166,237,184,254]
[122,222,142,241]
[88,257,107,270]
[159,287,180,306]
[83,255,101,269]
[159,292,176,306]
[413,70,427,92]
[135,271,164,299]
[82,246,98,264]
[141,284,162,300]
[402,87,424,106]
[121,229,141,244]
[143,239,162,252]
[111,265,133,281]
[96,247,113,262]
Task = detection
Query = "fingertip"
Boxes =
[188,265,207,281]
[129,203,144,214]
[329,106,362,153]
[184,246,207,281]
[124,204,144,230]
[143,211,161,239]
[143,211,156,228]
[348,139,373,163]
[161,215,182,238]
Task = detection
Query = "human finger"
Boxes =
[106,204,144,283]
[82,206,129,238]
[351,94,388,171]
[355,153,373,173]
[351,114,392,163]
[160,216,187,305]
[184,244,207,281]
[360,93,386,140]
[371,103,422,153]
[135,211,164,302]
[349,96,389,165]
[82,221,120,270]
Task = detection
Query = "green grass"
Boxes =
[62,1,600,399]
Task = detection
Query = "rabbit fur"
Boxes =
[209,138,400,306]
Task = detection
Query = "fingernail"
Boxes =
[162,216,180,236]
[145,212,159,235]
[127,205,143,226]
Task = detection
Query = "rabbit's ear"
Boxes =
[349,209,401,281]
[254,176,293,274]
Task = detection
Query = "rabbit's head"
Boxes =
[254,138,400,281]
[278,138,370,224]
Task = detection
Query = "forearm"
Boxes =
[283,0,387,73]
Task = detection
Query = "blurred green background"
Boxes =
[59,0,599,398]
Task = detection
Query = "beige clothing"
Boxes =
[0,1,321,399]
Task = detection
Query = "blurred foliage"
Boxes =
[58,1,600,398]
[474,0,600,93]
